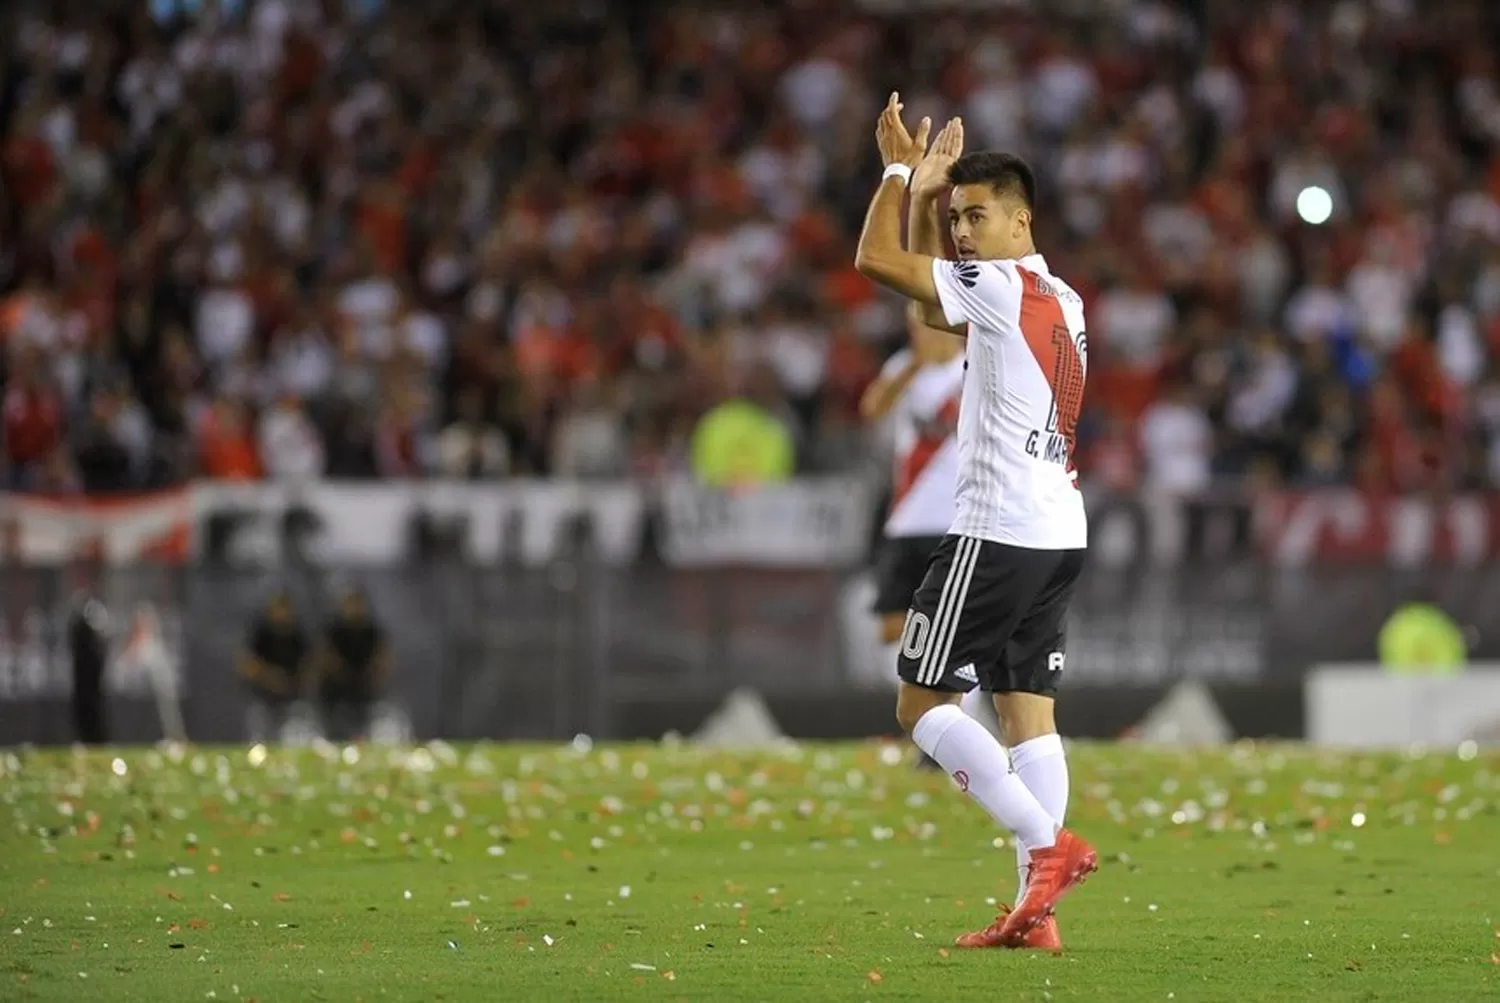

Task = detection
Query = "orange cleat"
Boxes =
[954,905,1061,950]
[1024,913,1062,950]
[996,829,1096,945]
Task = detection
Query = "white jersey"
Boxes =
[930,253,1088,550]
[883,350,966,538]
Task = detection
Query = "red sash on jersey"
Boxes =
[891,392,961,513]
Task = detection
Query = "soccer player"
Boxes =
[853,95,1096,949]
[316,584,390,742]
[860,305,966,680]
[861,308,1002,762]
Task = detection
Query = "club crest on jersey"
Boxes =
[952,261,980,289]
[952,769,970,792]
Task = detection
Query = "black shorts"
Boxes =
[872,534,947,615]
[896,534,1085,696]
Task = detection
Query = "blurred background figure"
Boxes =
[316,584,389,742]
[0,0,1497,751]
[112,602,187,742]
[1378,588,1469,675]
[67,592,110,744]
[240,591,310,742]
[691,366,797,488]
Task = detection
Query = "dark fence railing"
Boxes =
[2,556,1496,746]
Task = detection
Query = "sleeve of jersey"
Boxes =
[929,258,1019,332]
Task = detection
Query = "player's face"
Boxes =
[948,184,1032,261]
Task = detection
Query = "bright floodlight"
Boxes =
[1296,185,1333,225]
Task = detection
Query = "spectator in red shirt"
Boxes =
[197,397,262,481]
[3,350,64,488]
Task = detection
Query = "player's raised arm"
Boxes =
[859,331,923,422]
[908,118,968,336]
[854,93,945,308]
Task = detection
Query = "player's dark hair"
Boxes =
[946,152,1036,209]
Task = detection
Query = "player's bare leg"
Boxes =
[884,615,938,769]
[895,680,961,734]
[889,614,1001,771]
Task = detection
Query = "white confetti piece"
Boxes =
[543,935,554,947]
[630,963,655,971]
[619,886,631,899]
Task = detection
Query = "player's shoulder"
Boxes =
[941,258,1022,289]
[1017,260,1085,308]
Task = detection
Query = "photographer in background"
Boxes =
[68,594,111,744]
[239,591,310,742]
[317,585,389,742]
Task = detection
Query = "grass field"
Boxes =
[1,740,1498,1002]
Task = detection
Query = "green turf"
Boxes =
[1,740,1498,1002]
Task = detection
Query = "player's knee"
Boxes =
[895,684,950,734]
[994,691,1056,746]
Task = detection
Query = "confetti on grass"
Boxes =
[0,742,1496,998]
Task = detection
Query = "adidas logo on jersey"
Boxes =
[952,261,980,288]
[953,663,978,684]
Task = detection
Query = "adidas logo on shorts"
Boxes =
[953,663,978,684]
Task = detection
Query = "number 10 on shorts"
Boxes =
[900,610,930,660]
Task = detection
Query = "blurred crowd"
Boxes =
[4,0,1500,495]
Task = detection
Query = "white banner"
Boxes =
[659,476,876,567]
[192,481,648,566]
[1306,664,1500,747]
[0,483,648,567]
[0,491,192,564]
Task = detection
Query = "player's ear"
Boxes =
[1013,207,1032,238]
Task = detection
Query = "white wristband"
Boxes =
[882,163,913,186]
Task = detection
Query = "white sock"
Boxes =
[1009,733,1069,896]
[911,704,1057,851]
